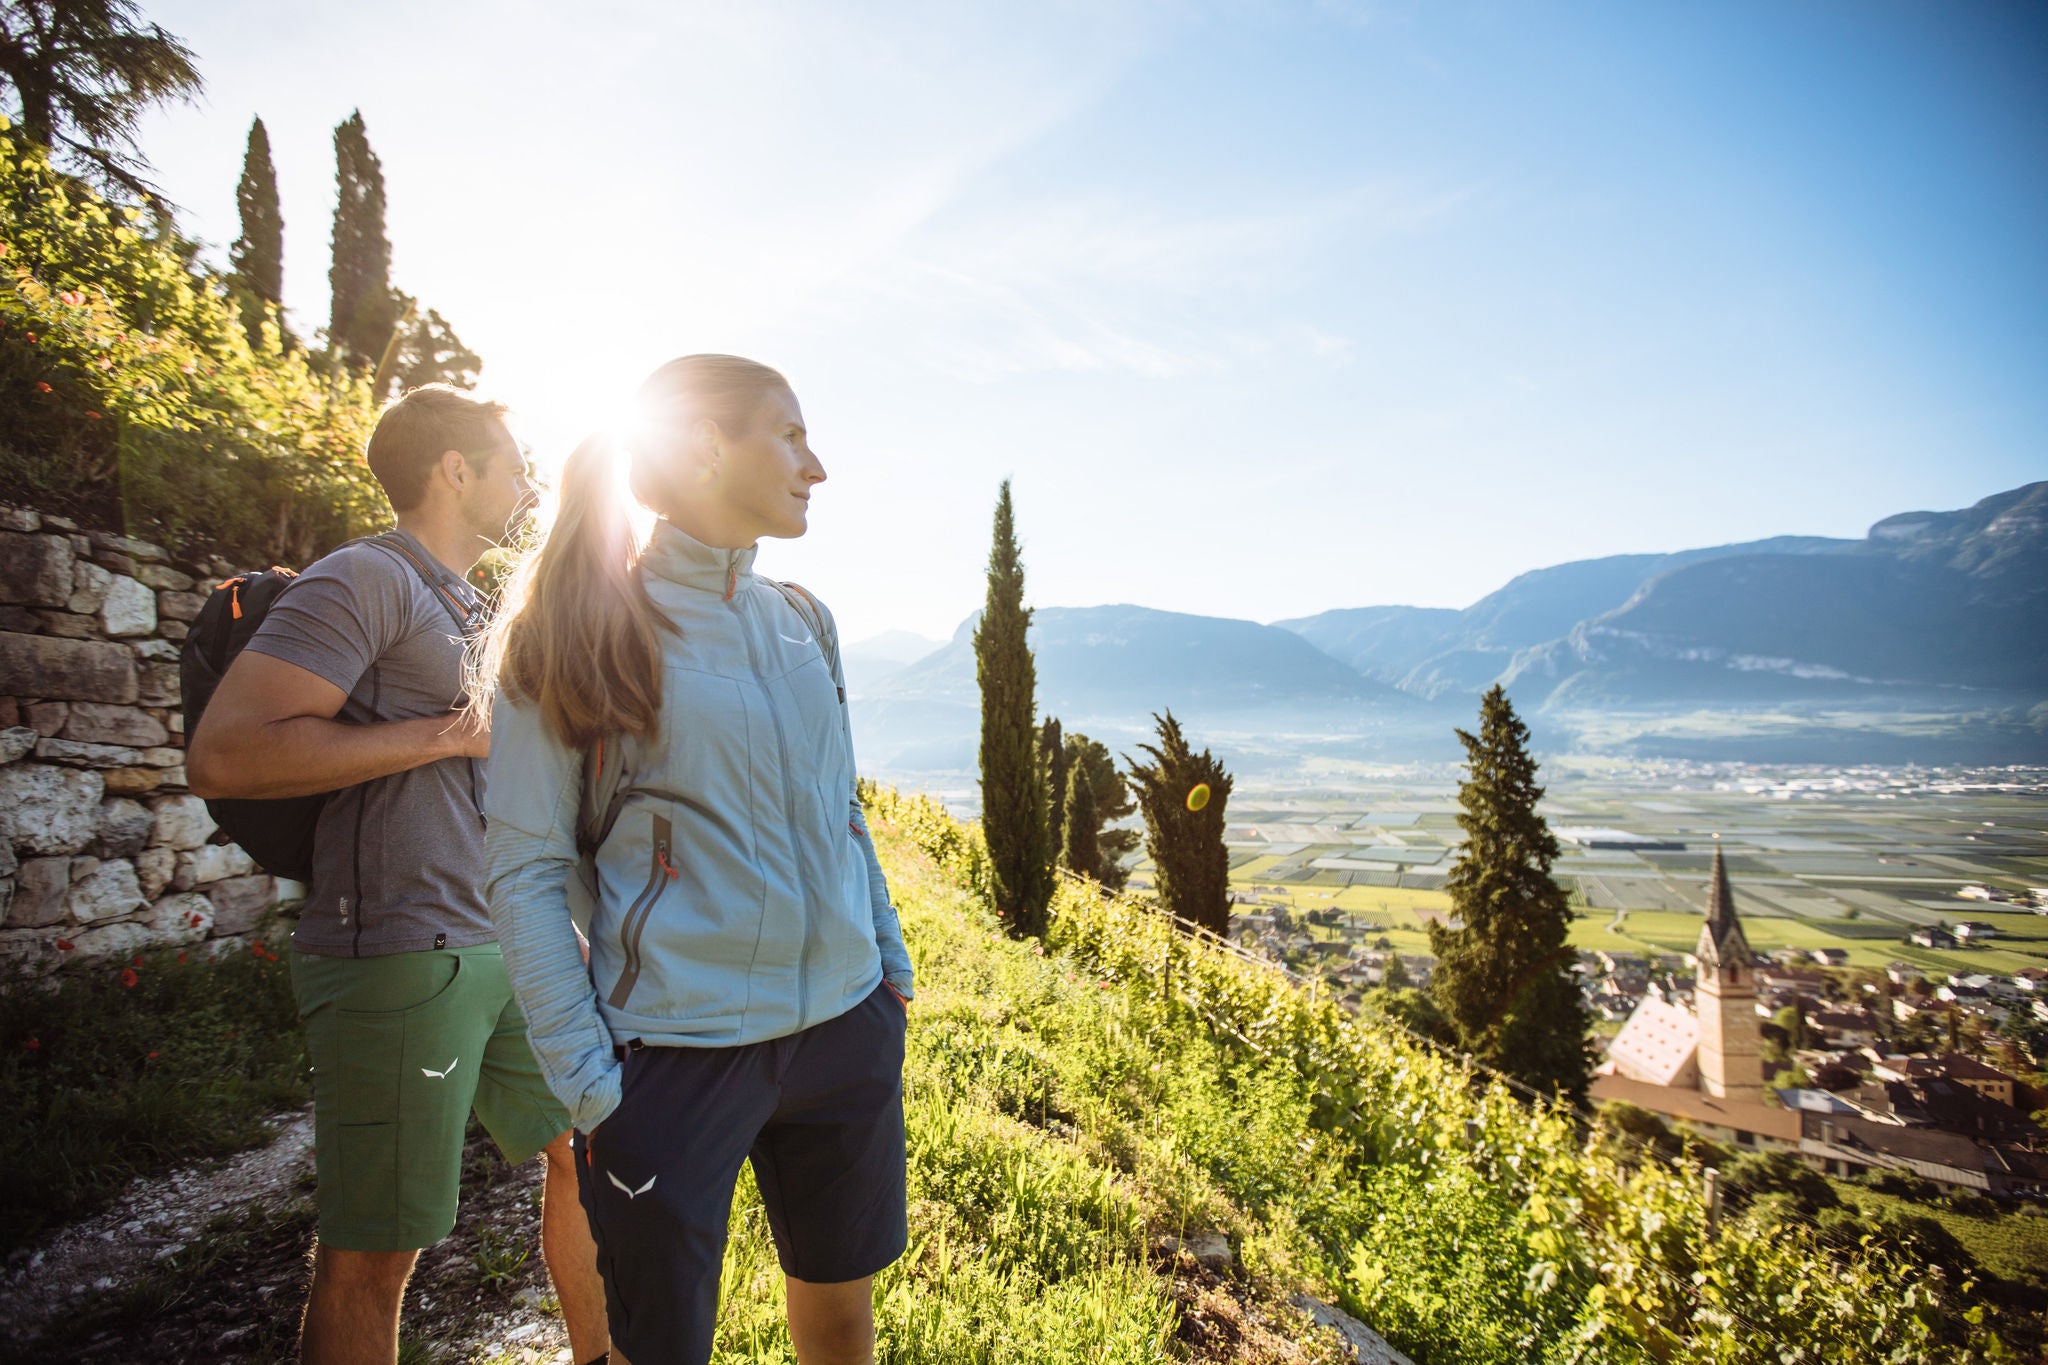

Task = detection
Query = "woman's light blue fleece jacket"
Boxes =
[481,523,913,1133]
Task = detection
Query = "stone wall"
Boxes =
[0,503,297,969]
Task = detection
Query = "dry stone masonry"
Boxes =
[0,503,300,968]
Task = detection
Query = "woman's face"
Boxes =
[713,384,825,541]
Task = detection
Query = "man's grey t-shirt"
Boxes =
[245,530,491,957]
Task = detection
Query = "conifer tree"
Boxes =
[229,116,282,348]
[1065,731,1137,889]
[1059,760,1100,880]
[1126,710,1232,936]
[1039,715,1068,859]
[327,110,398,370]
[974,480,1051,936]
[1428,685,1591,1104]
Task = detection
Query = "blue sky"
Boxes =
[131,0,2046,642]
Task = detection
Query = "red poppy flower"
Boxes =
[54,939,74,952]
[147,1051,159,1060]
[34,381,50,393]
[24,1038,39,1051]
[24,333,35,343]
[84,410,102,420]
[57,290,84,307]
[1099,980,1112,989]
[120,968,138,988]
[176,951,187,964]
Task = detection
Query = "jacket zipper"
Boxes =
[729,588,814,1024]
[606,815,674,1009]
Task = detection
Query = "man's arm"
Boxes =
[186,650,487,800]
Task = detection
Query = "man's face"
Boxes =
[464,426,537,547]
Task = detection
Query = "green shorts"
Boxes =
[291,943,572,1251]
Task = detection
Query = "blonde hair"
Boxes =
[470,355,790,748]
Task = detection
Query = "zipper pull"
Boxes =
[657,843,679,880]
[229,580,243,619]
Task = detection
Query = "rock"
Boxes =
[0,727,36,764]
[1289,1295,1417,1365]
[205,875,276,934]
[63,702,167,747]
[131,638,178,662]
[157,619,188,642]
[0,533,76,608]
[0,605,35,632]
[24,702,67,736]
[274,877,308,906]
[139,746,182,768]
[42,514,78,532]
[156,761,186,787]
[156,590,206,623]
[93,798,155,859]
[204,933,249,959]
[93,550,134,577]
[89,533,167,564]
[0,841,12,878]
[1161,1232,1234,1271]
[100,574,156,637]
[0,764,104,854]
[5,857,71,927]
[68,858,143,922]
[147,794,215,850]
[173,842,253,890]
[0,927,66,969]
[134,845,175,898]
[103,767,162,796]
[32,609,100,639]
[134,563,194,592]
[34,737,145,767]
[0,508,38,533]
[143,892,213,942]
[0,632,138,703]
[70,919,151,959]
[67,559,112,614]
[135,659,179,707]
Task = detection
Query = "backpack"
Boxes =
[179,532,477,882]
[562,578,838,933]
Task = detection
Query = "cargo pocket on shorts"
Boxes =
[329,955,466,1230]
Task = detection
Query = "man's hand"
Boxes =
[188,651,483,800]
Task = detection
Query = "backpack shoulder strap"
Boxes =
[768,578,841,696]
[363,532,477,635]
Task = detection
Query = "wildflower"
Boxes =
[84,411,102,420]
[34,381,51,393]
[147,1051,159,1060]
[121,968,138,988]
[57,289,84,307]
[24,332,36,342]
[95,357,112,370]
[132,954,143,967]
[54,939,74,952]
[176,951,187,964]
[1100,980,1112,989]
[24,1038,38,1051]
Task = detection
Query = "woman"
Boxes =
[475,355,914,1365]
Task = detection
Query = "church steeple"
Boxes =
[1694,836,1762,1101]
[1697,839,1755,974]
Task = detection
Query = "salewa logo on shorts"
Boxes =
[778,631,814,647]
[421,1057,460,1080]
[607,1170,657,1198]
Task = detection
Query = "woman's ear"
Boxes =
[689,417,725,486]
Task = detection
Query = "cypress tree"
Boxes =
[1066,731,1138,890]
[1060,761,1100,881]
[974,480,1051,936]
[1039,715,1068,860]
[328,110,399,370]
[229,116,282,348]
[1428,685,1592,1104]
[1125,710,1232,936]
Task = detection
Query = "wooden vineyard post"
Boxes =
[1703,1168,1722,1243]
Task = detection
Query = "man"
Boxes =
[188,386,608,1365]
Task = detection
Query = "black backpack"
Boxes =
[179,533,476,882]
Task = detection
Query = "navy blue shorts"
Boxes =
[572,979,909,1365]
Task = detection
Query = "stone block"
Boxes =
[157,620,188,642]
[0,507,38,533]
[173,842,254,889]
[0,841,12,878]
[1,726,36,764]
[147,793,215,850]
[33,610,99,639]
[70,919,151,960]
[93,797,154,859]
[0,697,15,728]
[34,737,144,767]
[0,927,67,971]
[24,702,66,737]
[0,606,33,633]
[69,858,143,922]
[139,746,182,768]
[143,891,213,942]
[135,659,179,707]
[0,632,138,703]
[103,767,162,796]
[131,638,178,662]
[100,574,156,637]
[63,702,167,747]
[134,563,194,592]
[41,514,78,532]
[90,533,167,564]
[0,533,76,608]
[92,550,134,577]
[166,710,184,735]
[156,762,185,788]
[68,559,111,614]
[155,590,206,622]
[275,877,308,906]
[0,764,103,854]
[134,844,174,898]
[6,857,71,927]
[205,874,276,935]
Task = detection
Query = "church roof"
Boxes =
[1696,841,1756,971]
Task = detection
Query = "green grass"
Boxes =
[0,924,307,1254]
[1838,1187,2048,1294]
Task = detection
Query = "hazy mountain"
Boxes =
[1276,536,1854,698]
[841,629,944,697]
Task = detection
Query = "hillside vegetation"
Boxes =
[860,786,2019,1365]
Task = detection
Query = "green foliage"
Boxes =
[867,783,2020,1363]
[1125,709,1232,936]
[1058,758,1101,881]
[0,121,388,563]
[0,0,201,202]
[1430,685,1592,1105]
[228,114,281,346]
[383,292,479,396]
[1720,1149,1838,1218]
[973,479,1052,936]
[1065,730,1137,889]
[328,108,397,372]
[0,925,308,1254]
[1039,714,1067,848]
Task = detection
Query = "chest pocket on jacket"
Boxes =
[775,653,847,793]
[659,666,753,808]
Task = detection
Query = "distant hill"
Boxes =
[1502,482,2048,707]
[842,629,944,697]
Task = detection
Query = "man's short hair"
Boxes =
[367,385,512,513]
